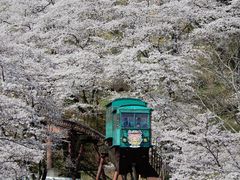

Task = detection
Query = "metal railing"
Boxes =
[149,146,170,180]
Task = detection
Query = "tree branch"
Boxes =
[203,138,222,168]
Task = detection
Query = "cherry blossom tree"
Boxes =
[1,0,240,179]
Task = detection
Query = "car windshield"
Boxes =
[121,113,149,129]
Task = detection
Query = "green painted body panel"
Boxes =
[118,105,151,112]
[113,128,121,145]
[106,98,147,109]
[105,107,113,139]
[105,98,152,147]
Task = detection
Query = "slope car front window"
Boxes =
[121,113,134,128]
[135,113,148,128]
[121,113,149,129]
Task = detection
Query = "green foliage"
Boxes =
[195,36,240,131]
[109,47,122,55]
[114,0,129,6]
[63,36,77,46]
[98,98,111,108]
[98,30,123,41]
[44,48,57,55]
[198,73,230,99]
[220,114,240,132]
[63,97,79,106]
[150,35,171,46]
[137,50,149,61]
[181,22,195,34]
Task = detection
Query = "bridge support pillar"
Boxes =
[96,156,105,180]
[47,136,52,169]
[95,143,107,180]
[113,171,119,180]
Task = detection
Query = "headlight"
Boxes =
[122,137,128,143]
[143,137,148,142]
